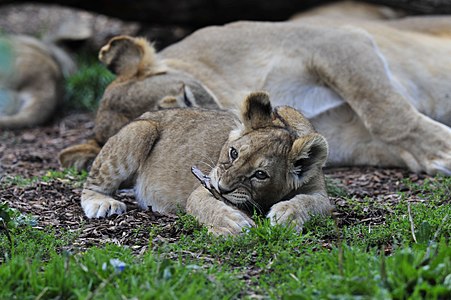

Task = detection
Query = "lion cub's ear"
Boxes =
[241,91,273,130]
[157,84,197,109]
[289,134,329,185]
[98,35,167,79]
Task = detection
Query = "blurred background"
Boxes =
[0,0,450,113]
[1,0,450,51]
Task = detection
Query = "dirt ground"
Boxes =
[0,112,431,253]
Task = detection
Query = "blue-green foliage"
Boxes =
[0,36,13,73]
[64,55,115,111]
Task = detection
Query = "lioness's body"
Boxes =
[82,93,331,235]
[61,16,451,174]
[160,20,451,125]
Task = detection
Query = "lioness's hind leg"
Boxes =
[82,119,159,218]
[312,31,451,174]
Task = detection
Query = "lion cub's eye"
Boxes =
[253,170,269,180]
[229,147,238,161]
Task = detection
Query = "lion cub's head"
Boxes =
[209,92,329,214]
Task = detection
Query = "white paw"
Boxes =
[267,202,306,231]
[209,206,255,236]
[82,199,127,218]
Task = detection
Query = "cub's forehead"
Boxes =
[230,128,294,155]
[233,127,293,142]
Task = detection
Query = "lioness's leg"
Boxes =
[186,186,255,235]
[311,32,451,174]
[312,105,407,168]
[82,119,159,218]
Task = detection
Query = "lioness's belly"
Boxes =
[267,82,345,119]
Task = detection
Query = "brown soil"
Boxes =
[0,112,431,253]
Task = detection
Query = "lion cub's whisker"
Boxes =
[196,152,216,169]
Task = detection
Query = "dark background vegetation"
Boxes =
[1,0,451,26]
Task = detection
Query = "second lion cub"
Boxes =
[81,92,332,235]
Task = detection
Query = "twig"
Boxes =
[407,202,417,243]
[34,287,49,300]
[358,216,383,224]
[191,166,225,201]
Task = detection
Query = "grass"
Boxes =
[64,53,115,112]
[0,172,450,299]
[0,168,88,188]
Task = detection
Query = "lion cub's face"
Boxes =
[209,92,328,214]
[211,128,295,213]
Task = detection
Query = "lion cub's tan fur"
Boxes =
[58,35,218,170]
[81,92,331,235]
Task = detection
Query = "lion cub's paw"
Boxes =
[267,201,307,231]
[82,199,127,218]
[209,206,255,236]
[81,190,127,218]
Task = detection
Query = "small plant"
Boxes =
[326,176,349,198]
[174,213,204,234]
[41,168,88,187]
[64,54,115,111]
[0,202,16,244]
[0,202,36,252]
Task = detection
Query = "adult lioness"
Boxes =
[61,16,451,175]
[81,92,331,235]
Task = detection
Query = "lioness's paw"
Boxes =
[209,206,255,236]
[82,199,127,218]
[400,115,451,175]
[267,202,307,231]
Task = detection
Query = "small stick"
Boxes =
[191,166,223,200]
[407,202,417,243]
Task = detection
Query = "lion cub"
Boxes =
[59,35,219,170]
[81,92,332,235]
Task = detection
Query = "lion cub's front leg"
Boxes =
[81,119,159,218]
[186,186,255,235]
[267,193,332,231]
